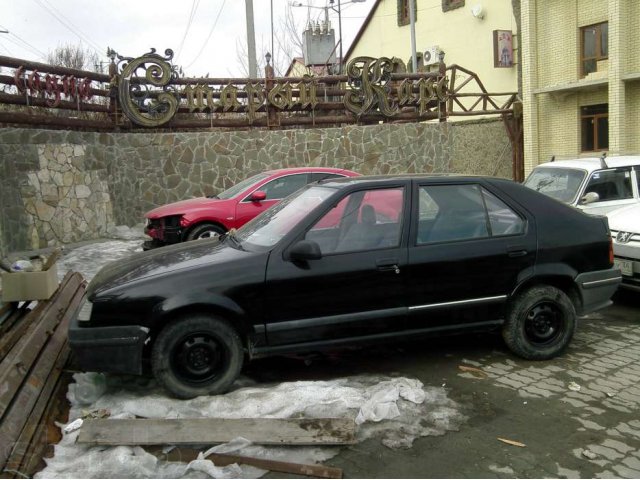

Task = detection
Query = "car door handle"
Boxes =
[376,259,401,274]
[507,245,528,258]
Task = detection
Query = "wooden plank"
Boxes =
[78,418,357,446]
[0,303,41,362]
[2,346,70,474]
[148,447,342,479]
[18,370,73,478]
[0,281,84,469]
[0,272,81,419]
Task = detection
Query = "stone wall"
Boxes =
[0,119,512,253]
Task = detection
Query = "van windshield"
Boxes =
[524,167,586,204]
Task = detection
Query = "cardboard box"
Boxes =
[1,263,59,302]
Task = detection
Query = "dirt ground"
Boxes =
[252,291,640,479]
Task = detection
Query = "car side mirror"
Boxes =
[250,190,267,202]
[289,240,322,261]
[580,191,600,205]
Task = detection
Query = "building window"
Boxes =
[397,0,417,26]
[580,22,608,77]
[581,104,608,152]
[442,0,465,13]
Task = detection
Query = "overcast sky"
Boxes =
[0,0,375,77]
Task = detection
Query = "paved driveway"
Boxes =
[256,291,640,478]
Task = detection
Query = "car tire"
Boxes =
[186,223,226,241]
[151,315,243,399]
[502,285,576,360]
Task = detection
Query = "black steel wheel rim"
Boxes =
[524,302,564,346]
[170,331,228,385]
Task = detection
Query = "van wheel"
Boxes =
[152,315,243,399]
[503,285,576,360]
[186,223,226,241]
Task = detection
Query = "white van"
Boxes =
[524,156,640,215]
[607,204,640,292]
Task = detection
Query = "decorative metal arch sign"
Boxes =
[115,48,449,128]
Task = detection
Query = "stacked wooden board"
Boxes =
[0,272,85,479]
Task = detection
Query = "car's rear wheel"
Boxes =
[503,285,576,360]
[186,223,226,241]
[151,315,243,399]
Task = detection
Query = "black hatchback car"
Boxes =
[70,175,621,398]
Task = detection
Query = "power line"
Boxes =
[0,29,47,60]
[176,0,202,60]
[32,0,104,53]
[184,0,227,70]
[0,40,12,55]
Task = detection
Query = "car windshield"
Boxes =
[216,173,270,200]
[524,167,586,204]
[235,185,336,251]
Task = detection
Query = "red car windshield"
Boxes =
[216,173,270,200]
[236,185,336,250]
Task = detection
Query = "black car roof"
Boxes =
[319,173,516,188]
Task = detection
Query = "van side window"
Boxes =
[585,169,633,202]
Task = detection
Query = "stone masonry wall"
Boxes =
[0,119,512,253]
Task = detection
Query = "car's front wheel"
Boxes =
[186,223,226,241]
[151,315,243,399]
[503,285,576,360]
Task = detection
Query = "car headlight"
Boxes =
[77,297,93,322]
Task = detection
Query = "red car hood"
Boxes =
[145,197,233,219]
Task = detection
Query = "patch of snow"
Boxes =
[39,374,465,478]
[107,224,147,240]
[57,240,141,282]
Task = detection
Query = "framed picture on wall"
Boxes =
[493,30,514,68]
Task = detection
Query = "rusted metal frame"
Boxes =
[0,272,83,419]
[0,275,85,472]
[0,112,113,129]
[0,75,110,97]
[446,64,492,93]
[448,109,514,116]
[0,92,110,113]
[164,111,439,129]
[0,55,109,82]
[451,96,469,112]
[173,71,437,86]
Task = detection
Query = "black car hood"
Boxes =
[87,238,250,297]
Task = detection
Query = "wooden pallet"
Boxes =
[0,271,85,479]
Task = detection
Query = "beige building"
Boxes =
[522,0,640,173]
[344,0,519,105]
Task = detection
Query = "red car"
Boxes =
[143,167,359,250]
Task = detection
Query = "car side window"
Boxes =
[305,187,404,254]
[310,173,345,182]
[584,169,633,202]
[482,188,525,236]
[417,184,489,244]
[257,174,309,200]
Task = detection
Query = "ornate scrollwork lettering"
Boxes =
[117,48,179,127]
[219,84,242,112]
[344,57,398,117]
[244,83,265,124]
[297,76,318,109]
[268,82,294,110]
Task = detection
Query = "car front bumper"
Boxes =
[68,316,149,375]
[574,268,622,315]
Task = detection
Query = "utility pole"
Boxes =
[245,0,257,78]
[409,0,418,72]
